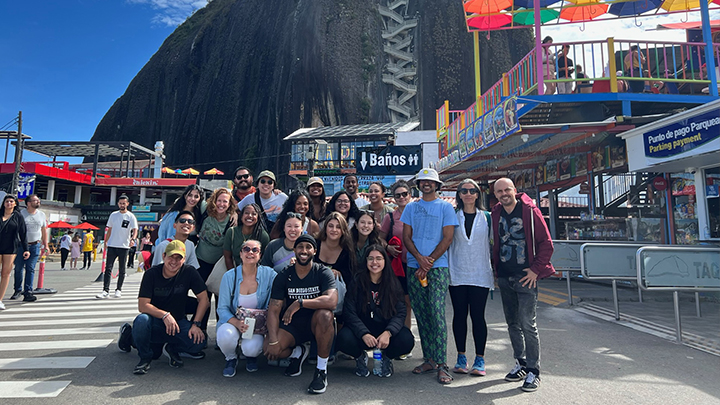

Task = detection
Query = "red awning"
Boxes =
[655,20,720,30]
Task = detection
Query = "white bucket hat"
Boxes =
[415,168,443,187]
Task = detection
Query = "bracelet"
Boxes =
[268,341,279,346]
[162,312,170,320]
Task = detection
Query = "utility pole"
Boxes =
[11,111,23,195]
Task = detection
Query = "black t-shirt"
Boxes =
[463,212,476,239]
[556,54,574,78]
[315,245,354,284]
[271,262,336,318]
[138,264,207,321]
[497,204,528,278]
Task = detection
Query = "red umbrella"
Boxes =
[468,14,513,29]
[74,222,100,230]
[48,221,73,229]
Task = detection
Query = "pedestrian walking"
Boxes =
[59,231,72,270]
[96,195,138,299]
[12,194,47,302]
[70,234,81,269]
[0,195,30,310]
[80,230,95,270]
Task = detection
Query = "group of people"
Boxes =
[104,165,553,395]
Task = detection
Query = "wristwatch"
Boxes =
[192,321,202,328]
[298,298,304,308]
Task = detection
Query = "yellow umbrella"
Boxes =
[660,0,700,11]
[161,167,175,174]
[181,168,200,176]
[203,168,225,176]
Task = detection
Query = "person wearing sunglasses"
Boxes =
[217,239,277,376]
[447,179,493,377]
[223,203,270,272]
[269,189,320,240]
[157,184,206,244]
[261,212,304,273]
[379,180,413,334]
[358,181,394,229]
[152,211,200,269]
[323,191,359,230]
[231,166,255,203]
[238,170,288,231]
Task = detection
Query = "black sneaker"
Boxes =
[505,361,527,382]
[284,344,309,377]
[163,344,184,368]
[10,291,22,300]
[307,368,328,394]
[133,359,151,375]
[118,323,133,352]
[380,354,393,378]
[23,292,37,302]
[521,371,541,392]
[354,352,370,377]
[179,351,206,359]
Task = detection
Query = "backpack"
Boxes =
[254,192,274,231]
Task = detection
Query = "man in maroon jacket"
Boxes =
[492,178,555,393]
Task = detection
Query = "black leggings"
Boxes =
[449,285,490,356]
[60,248,70,268]
[83,251,92,268]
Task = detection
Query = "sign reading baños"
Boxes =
[643,109,720,159]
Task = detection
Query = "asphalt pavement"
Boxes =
[1,256,719,404]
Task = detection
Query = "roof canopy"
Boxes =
[284,122,420,142]
[13,141,162,160]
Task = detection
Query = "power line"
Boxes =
[0,117,18,131]
[169,152,291,168]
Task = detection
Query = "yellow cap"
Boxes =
[164,240,186,258]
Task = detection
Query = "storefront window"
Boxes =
[705,167,720,239]
[339,140,386,169]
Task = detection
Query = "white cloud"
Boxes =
[128,0,209,26]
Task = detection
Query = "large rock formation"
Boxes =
[91,0,533,175]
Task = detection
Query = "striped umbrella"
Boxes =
[181,168,199,176]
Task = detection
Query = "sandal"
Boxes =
[437,364,454,384]
[412,360,438,374]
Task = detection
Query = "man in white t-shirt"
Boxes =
[11,194,47,302]
[238,170,288,231]
[97,195,138,299]
[153,211,200,269]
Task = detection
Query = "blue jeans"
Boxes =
[498,276,540,373]
[132,314,206,361]
[14,243,41,293]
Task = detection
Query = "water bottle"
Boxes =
[372,348,383,375]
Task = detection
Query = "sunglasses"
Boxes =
[286,212,303,219]
[242,246,261,254]
[336,199,351,205]
[259,178,274,185]
[459,188,478,195]
[393,191,409,199]
[177,218,196,224]
[235,174,250,180]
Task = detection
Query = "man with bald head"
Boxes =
[491,178,555,393]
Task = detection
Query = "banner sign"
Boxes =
[96,178,197,187]
[134,213,158,222]
[643,109,720,159]
[357,145,422,175]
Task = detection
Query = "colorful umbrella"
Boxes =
[74,222,99,230]
[203,168,225,176]
[609,0,662,16]
[512,8,560,24]
[48,221,73,229]
[660,0,701,11]
[513,0,563,8]
[174,169,187,176]
[464,0,513,15]
[161,167,175,174]
[181,168,200,176]
[560,0,608,21]
[468,14,513,29]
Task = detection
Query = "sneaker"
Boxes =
[521,371,541,392]
[22,292,37,302]
[118,323,133,352]
[246,357,259,372]
[163,344,184,368]
[380,354,393,378]
[79,267,85,270]
[178,351,205,359]
[505,360,527,382]
[114,290,122,298]
[223,358,237,377]
[10,291,22,300]
[354,352,370,377]
[453,353,469,374]
[307,368,328,394]
[133,359,151,375]
[398,352,412,360]
[96,291,109,299]
[470,356,486,376]
[284,344,309,377]
[0,301,5,310]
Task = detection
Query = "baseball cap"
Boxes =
[164,240,186,258]
[257,170,276,182]
[307,177,324,187]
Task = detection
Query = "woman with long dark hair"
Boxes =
[157,184,206,243]
[359,181,394,228]
[351,210,383,267]
[336,245,414,378]
[315,212,356,283]
[260,213,304,273]
[0,195,30,310]
[307,177,327,222]
[269,189,319,239]
[223,203,270,271]
[323,191,359,229]
[448,179,493,376]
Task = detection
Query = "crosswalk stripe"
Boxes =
[7,303,138,312]
[0,317,133,328]
[0,381,71,398]
[18,299,138,307]
[0,339,113,351]
[0,309,139,319]
[0,357,94,369]
[0,327,119,338]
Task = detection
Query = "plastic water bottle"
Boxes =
[372,349,383,375]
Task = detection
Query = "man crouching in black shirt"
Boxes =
[264,234,337,394]
[117,240,209,375]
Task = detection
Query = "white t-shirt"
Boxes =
[354,196,370,208]
[238,192,288,225]
[106,210,138,249]
[21,209,47,243]
[153,237,200,269]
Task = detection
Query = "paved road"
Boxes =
[1,261,719,404]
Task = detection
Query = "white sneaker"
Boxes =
[96,291,109,299]
[0,301,5,310]
[114,290,122,298]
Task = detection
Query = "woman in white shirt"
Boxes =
[448,179,493,377]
